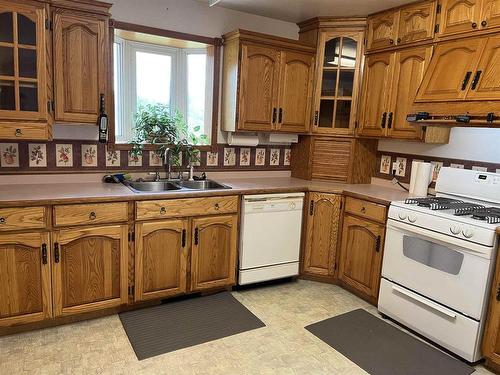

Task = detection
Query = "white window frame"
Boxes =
[114,38,212,144]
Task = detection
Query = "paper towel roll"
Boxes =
[409,160,420,194]
[412,162,432,197]
[227,132,259,147]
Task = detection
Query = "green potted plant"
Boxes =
[130,103,208,167]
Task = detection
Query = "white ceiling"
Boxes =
[203,0,416,23]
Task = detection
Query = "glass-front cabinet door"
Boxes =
[0,1,47,122]
[312,31,364,135]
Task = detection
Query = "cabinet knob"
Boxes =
[214,203,220,211]
[389,39,394,44]
[0,217,5,224]
[361,206,366,213]
[481,20,488,27]
[89,211,96,220]
[472,22,478,28]
[160,207,167,214]
[15,128,22,137]
[396,38,401,43]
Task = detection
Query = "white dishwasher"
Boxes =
[239,193,305,285]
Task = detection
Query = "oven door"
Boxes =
[382,219,493,320]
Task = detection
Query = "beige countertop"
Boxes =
[0,177,408,207]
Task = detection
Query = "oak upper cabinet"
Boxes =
[312,31,364,136]
[52,7,110,124]
[221,29,316,133]
[439,0,483,36]
[134,219,188,302]
[0,0,51,140]
[387,46,433,139]
[415,37,486,101]
[302,193,342,277]
[358,52,394,137]
[190,215,238,291]
[481,0,500,29]
[367,11,398,50]
[0,232,52,327]
[278,51,315,133]
[52,225,128,317]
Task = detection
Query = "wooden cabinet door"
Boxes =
[52,225,128,317]
[387,46,433,140]
[358,52,394,137]
[135,219,188,302]
[366,11,398,51]
[415,38,485,101]
[397,1,437,45]
[190,215,238,291]
[0,1,48,122]
[0,232,51,327]
[338,215,385,300]
[439,0,482,36]
[53,9,108,124]
[302,193,342,276]
[465,35,500,100]
[481,0,500,29]
[238,44,280,131]
[482,243,500,367]
[277,51,314,133]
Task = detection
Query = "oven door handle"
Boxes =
[387,219,491,257]
[392,284,457,319]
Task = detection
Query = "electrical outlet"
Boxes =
[391,162,398,176]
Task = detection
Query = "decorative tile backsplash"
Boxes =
[0,141,291,174]
[376,151,500,185]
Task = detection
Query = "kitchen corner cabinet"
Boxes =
[52,225,128,317]
[0,0,51,140]
[190,215,238,291]
[53,8,109,123]
[302,193,342,278]
[338,197,387,304]
[366,1,437,52]
[134,219,188,301]
[416,35,500,102]
[221,29,315,133]
[312,31,364,136]
[0,232,52,327]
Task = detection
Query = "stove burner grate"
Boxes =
[470,207,500,224]
[452,203,486,215]
[405,197,463,209]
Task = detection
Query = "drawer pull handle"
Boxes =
[89,212,97,220]
[0,217,5,224]
[54,242,60,263]
[361,206,366,213]
[41,243,48,265]
[15,128,22,137]
[194,227,199,245]
[214,203,220,211]
[160,207,167,214]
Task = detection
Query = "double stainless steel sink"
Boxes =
[125,179,231,193]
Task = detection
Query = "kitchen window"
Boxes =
[113,27,216,145]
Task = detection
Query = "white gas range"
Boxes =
[378,167,500,362]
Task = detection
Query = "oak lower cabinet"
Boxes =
[0,232,52,327]
[338,198,387,304]
[302,193,342,278]
[190,215,238,291]
[134,219,188,301]
[52,225,128,317]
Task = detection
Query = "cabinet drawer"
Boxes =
[345,197,386,223]
[0,122,49,140]
[0,206,46,231]
[54,202,128,227]
[136,196,239,220]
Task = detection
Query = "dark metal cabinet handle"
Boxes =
[214,203,220,211]
[89,211,96,220]
[472,22,478,28]
[181,229,186,248]
[381,112,387,128]
[375,235,381,252]
[309,200,314,216]
[272,108,277,123]
[461,71,472,90]
[194,228,199,245]
[387,112,393,129]
[389,39,394,44]
[54,242,60,263]
[471,71,482,90]
[361,206,367,213]
[481,20,488,27]
[41,243,48,265]
[397,37,401,43]
[15,128,22,137]
[497,284,500,301]
[0,217,5,224]
[278,108,283,123]
[314,110,319,126]
[160,207,166,214]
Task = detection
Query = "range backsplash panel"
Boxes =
[0,141,291,174]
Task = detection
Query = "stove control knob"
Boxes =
[408,214,417,223]
[450,225,461,235]
[398,212,407,220]
[462,228,474,238]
